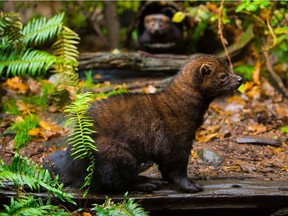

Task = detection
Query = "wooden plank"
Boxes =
[1,179,288,214]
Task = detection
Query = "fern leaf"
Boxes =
[92,193,149,216]
[0,48,55,77]
[0,12,23,45]
[52,26,80,64]
[0,154,75,205]
[64,92,97,196]
[22,12,64,46]
[1,196,70,216]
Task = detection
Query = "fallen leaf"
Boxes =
[196,132,218,143]
[39,120,62,131]
[247,123,267,134]
[28,128,44,137]
[143,85,157,94]
[16,101,29,114]
[191,150,198,159]
[5,77,28,94]
[238,161,256,173]
[27,78,41,94]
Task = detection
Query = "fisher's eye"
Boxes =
[220,74,227,81]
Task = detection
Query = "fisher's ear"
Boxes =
[199,64,211,78]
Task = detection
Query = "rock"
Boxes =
[198,148,223,167]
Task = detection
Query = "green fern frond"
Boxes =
[1,196,70,216]
[22,12,64,46]
[65,92,97,158]
[56,66,79,88]
[0,48,55,77]
[52,26,80,64]
[92,192,149,216]
[64,92,97,196]
[0,12,23,45]
[0,153,75,205]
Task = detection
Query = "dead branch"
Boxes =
[217,0,233,71]
[263,51,288,98]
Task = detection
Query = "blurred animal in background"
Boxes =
[138,13,183,54]
[132,1,188,54]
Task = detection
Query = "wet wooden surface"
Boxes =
[1,179,288,215]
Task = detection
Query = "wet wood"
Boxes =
[236,136,281,147]
[78,52,191,71]
[1,179,288,214]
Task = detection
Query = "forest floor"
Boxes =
[0,71,288,182]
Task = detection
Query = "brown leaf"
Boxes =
[143,85,157,94]
[5,77,28,94]
[16,101,29,115]
[191,149,198,159]
[27,78,41,94]
[39,120,62,131]
[196,132,218,143]
[28,128,44,137]
[247,123,267,135]
[238,161,256,173]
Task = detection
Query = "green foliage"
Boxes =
[234,65,254,81]
[0,48,56,77]
[116,1,141,14]
[22,12,64,46]
[83,70,94,88]
[95,86,128,99]
[236,0,270,13]
[64,92,97,197]
[0,11,22,45]
[0,12,64,77]
[0,11,80,108]
[0,153,75,205]
[7,114,39,150]
[281,126,288,134]
[0,196,70,216]
[2,98,21,116]
[92,193,149,216]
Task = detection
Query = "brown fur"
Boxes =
[144,14,171,35]
[138,13,184,53]
[44,54,243,193]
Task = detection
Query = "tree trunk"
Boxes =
[103,2,120,50]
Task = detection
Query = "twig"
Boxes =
[217,0,233,71]
[263,51,288,98]
[264,15,277,51]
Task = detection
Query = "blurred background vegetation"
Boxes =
[1,0,288,91]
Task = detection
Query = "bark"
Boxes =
[103,2,120,49]
[79,52,192,72]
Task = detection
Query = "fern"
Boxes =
[22,12,64,47]
[51,25,80,95]
[0,11,80,109]
[0,153,75,205]
[0,48,55,77]
[92,192,149,216]
[64,92,97,197]
[0,196,70,216]
[0,11,23,46]
[52,26,80,65]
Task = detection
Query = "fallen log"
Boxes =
[78,52,192,71]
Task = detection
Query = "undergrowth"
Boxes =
[7,115,39,150]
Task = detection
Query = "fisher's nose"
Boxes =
[237,76,243,84]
